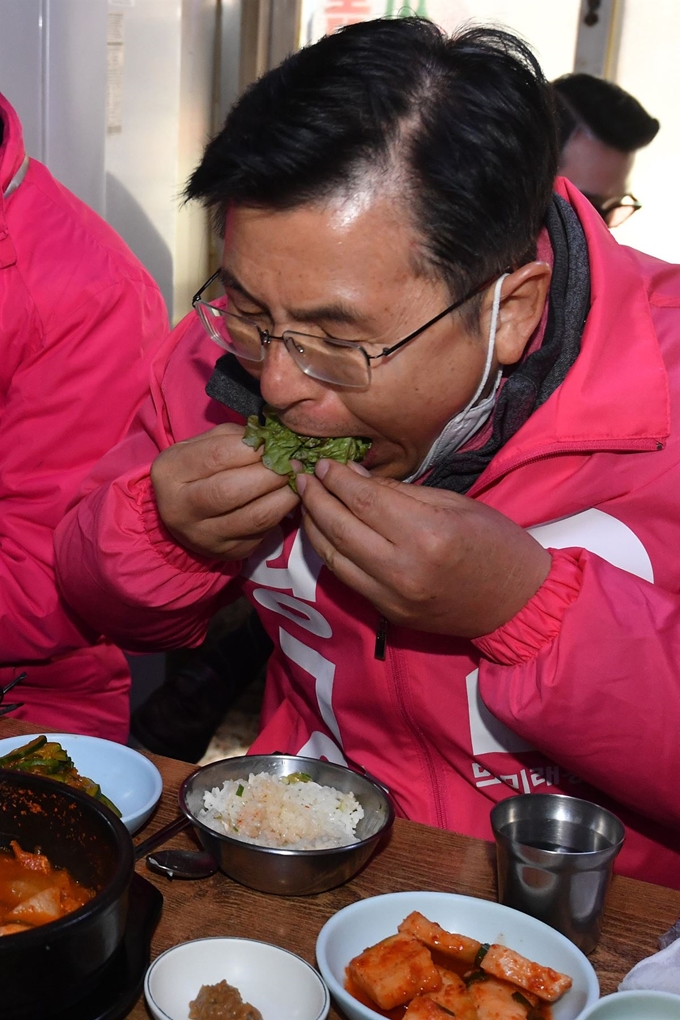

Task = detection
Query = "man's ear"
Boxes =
[481,262,552,367]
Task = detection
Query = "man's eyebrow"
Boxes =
[218,267,261,305]
[287,301,365,328]
[218,267,370,330]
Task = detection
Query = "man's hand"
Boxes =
[295,460,551,638]
[151,423,299,560]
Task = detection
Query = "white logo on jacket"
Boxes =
[244,509,654,762]
[467,507,654,756]
[244,525,346,760]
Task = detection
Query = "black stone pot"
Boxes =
[0,770,135,1020]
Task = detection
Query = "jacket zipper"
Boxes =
[387,638,448,828]
[374,616,388,660]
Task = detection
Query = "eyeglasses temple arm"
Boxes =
[191,268,222,306]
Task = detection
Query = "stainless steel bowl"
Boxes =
[179,754,394,896]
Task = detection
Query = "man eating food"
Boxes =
[242,406,371,491]
[55,18,680,888]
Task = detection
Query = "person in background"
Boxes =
[130,601,272,763]
[56,19,680,887]
[552,72,659,227]
[0,93,168,740]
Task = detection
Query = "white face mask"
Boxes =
[407,273,508,482]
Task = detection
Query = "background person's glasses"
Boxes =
[192,271,497,389]
[583,192,641,228]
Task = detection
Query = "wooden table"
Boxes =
[3,719,680,1018]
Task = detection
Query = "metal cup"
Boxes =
[490,793,625,954]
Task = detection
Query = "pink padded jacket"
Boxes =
[55,179,680,886]
[0,94,168,739]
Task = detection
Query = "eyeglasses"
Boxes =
[192,270,498,389]
[584,192,642,228]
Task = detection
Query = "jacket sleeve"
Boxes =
[54,324,244,653]
[0,275,168,662]
[474,546,680,829]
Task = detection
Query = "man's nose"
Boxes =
[258,335,319,408]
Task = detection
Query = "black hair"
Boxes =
[552,73,659,153]
[186,17,558,303]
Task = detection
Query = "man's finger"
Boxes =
[168,483,299,557]
[297,470,396,579]
[188,461,294,517]
[301,505,388,605]
[303,461,417,546]
[161,424,263,483]
[305,458,462,542]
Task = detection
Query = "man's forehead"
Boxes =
[222,194,433,292]
[224,185,401,232]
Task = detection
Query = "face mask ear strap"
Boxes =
[465,271,509,412]
[405,271,510,483]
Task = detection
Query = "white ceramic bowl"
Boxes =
[578,990,680,1018]
[0,732,162,833]
[316,890,599,1020]
[144,937,330,1020]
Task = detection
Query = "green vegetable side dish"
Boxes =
[0,735,122,817]
[243,407,371,493]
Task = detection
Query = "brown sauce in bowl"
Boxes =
[189,980,263,1020]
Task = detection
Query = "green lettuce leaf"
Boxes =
[243,407,371,492]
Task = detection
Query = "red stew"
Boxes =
[0,840,95,936]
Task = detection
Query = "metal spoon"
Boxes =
[146,847,218,880]
[134,814,218,880]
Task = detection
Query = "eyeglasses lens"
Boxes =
[605,203,638,228]
[197,303,264,362]
[591,194,641,229]
[197,303,369,386]
[282,332,370,387]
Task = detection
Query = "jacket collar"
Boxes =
[554,177,669,443]
[470,178,670,493]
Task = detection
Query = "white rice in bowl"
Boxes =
[199,771,365,850]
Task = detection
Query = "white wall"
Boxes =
[104,0,217,321]
[610,0,680,263]
[0,0,109,215]
[0,0,219,322]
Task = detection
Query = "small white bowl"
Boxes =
[0,732,162,833]
[578,990,680,1018]
[316,890,599,1020]
[144,937,330,1020]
